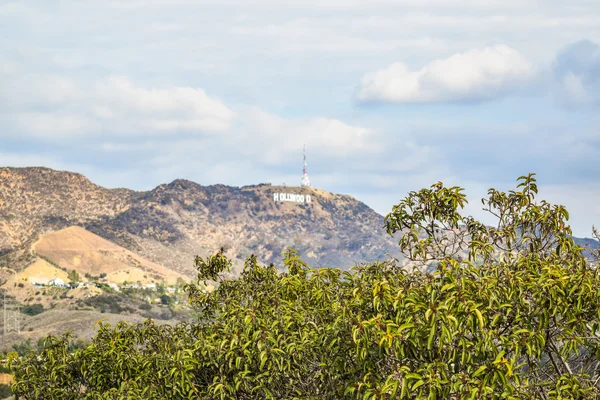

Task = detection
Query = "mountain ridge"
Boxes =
[0,167,401,277]
[1,166,598,278]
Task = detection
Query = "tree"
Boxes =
[10,174,600,399]
[22,303,44,316]
[159,294,171,305]
[67,270,80,285]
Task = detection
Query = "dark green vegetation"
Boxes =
[4,337,88,358]
[0,385,11,399]
[9,174,600,399]
[21,303,44,316]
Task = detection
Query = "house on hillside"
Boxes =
[48,278,69,288]
[107,283,120,292]
[123,283,141,289]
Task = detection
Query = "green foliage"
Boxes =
[83,295,134,314]
[159,294,172,305]
[12,339,34,357]
[10,174,600,399]
[0,384,11,399]
[22,303,44,316]
[67,270,80,284]
[0,363,10,374]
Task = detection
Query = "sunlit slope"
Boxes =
[32,226,183,284]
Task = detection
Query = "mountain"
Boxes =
[0,167,402,277]
[1,167,598,280]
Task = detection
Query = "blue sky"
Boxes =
[1,0,599,237]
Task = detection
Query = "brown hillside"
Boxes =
[32,227,183,284]
[0,167,403,276]
[0,167,135,269]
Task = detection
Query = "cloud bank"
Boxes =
[0,73,235,138]
[0,62,378,162]
[356,45,535,104]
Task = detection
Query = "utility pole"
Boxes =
[3,295,20,335]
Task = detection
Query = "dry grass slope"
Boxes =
[32,227,183,285]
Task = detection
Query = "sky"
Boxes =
[1,0,599,237]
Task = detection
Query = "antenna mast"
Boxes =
[301,145,311,188]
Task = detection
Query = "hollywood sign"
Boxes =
[273,193,312,203]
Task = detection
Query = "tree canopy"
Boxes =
[10,174,600,399]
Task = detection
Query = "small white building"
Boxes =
[48,278,69,288]
[108,283,120,292]
[124,283,141,289]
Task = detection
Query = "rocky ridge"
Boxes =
[0,167,402,277]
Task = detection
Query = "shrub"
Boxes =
[22,303,44,316]
[0,384,11,398]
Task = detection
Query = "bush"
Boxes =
[10,174,600,399]
[22,303,44,316]
[11,339,34,356]
[159,294,171,305]
[83,295,127,314]
[0,384,11,399]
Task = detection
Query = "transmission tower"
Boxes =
[3,295,20,335]
[301,145,311,188]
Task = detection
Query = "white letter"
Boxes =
[306,195,311,203]
[274,193,279,201]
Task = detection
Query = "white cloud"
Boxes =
[356,45,535,103]
[237,107,382,163]
[0,72,235,139]
[0,61,381,161]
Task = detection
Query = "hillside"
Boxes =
[1,167,598,278]
[0,167,402,277]
[32,226,183,285]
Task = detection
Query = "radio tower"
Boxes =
[301,145,311,188]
